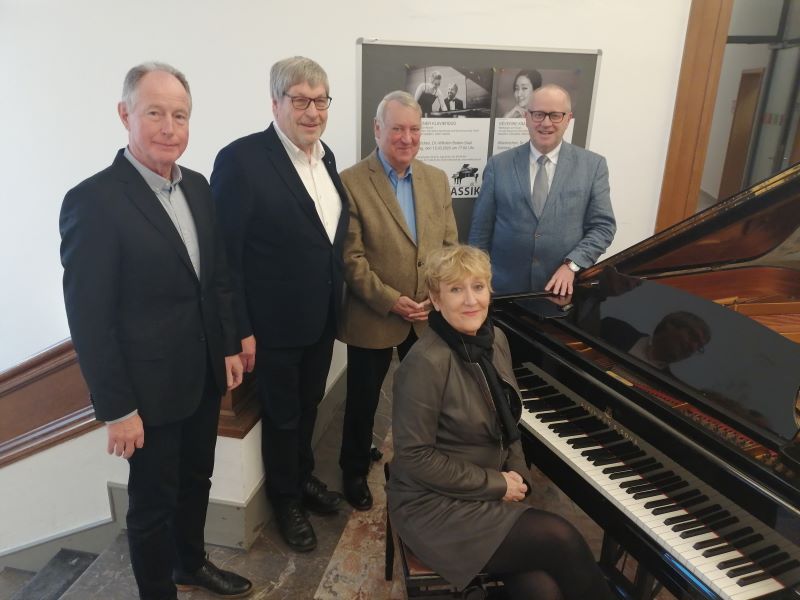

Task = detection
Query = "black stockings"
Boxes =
[483,509,615,600]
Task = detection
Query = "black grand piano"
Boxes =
[493,163,800,600]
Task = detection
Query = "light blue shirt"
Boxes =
[377,149,416,244]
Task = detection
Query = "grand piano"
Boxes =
[493,163,800,600]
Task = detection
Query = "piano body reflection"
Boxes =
[493,164,800,600]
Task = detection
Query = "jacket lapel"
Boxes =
[512,143,536,220]
[114,152,198,281]
[547,142,574,214]
[181,174,211,286]
[367,152,415,244]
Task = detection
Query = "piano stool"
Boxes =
[383,463,506,599]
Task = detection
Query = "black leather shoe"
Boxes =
[173,558,253,598]
[275,500,317,552]
[343,475,373,511]
[302,475,341,514]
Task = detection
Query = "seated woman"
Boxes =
[386,244,614,600]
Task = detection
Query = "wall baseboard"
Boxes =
[0,369,346,571]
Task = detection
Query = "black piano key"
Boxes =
[680,502,722,519]
[759,552,790,569]
[586,441,638,461]
[603,457,657,475]
[702,531,763,558]
[652,494,708,515]
[717,556,752,569]
[768,559,800,577]
[609,461,663,479]
[519,383,555,393]
[727,563,763,578]
[645,489,701,511]
[673,511,725,532]
[523,396,573,412]
[619,470,674,489]
[547,416,597,432]
[625,475,682,494]
[734,533,764,549]
[557,422,608,438]
[659,481,689,494]
[694,537,730,550]
[633,488,672,500]
[680,525,714,539]
[538,407,588,423]
[750,545,781,561]
[672,508,729,531]
[569,431,624,449]
[736,571,771,587]
[551,417,604,433]
[595,450,647,467]
[519,384,561,400]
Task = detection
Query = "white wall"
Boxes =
[701,43,772,200]
[0,0,691,552]
[0,0,690,371]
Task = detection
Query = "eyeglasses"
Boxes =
[284,94,332,111]
[527,110,568,123]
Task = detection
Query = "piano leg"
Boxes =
[601,533,667,600]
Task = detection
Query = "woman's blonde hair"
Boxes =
[423,244,492,297]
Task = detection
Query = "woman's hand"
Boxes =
[501,471,528,501]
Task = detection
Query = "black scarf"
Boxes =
[428,310,520,445]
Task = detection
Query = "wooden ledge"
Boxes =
[0,340,261,468]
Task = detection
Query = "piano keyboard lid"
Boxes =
[512,274,800,455]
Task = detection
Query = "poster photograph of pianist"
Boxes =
[406,65,492,118]
[405,65,493,200]
[492,67,579,155]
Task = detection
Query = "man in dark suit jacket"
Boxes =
[444,83,464,111]
[60,63,251,600]
[211,57,348,554]
[469,84,616,295]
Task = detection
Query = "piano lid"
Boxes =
[582,162,800,280]
[514,270,800,446]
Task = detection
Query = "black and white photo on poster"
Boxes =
[406,65,493,198]
[492,67,579,155]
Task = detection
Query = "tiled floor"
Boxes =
[62,356,677,599]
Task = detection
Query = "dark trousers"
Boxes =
[126,368,220,600]
[339,330,417,477]
[257,316,336,505]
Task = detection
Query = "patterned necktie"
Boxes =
[531,154,549,218]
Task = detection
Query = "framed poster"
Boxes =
[358,39,601,238]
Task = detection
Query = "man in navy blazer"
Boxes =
[61,63,251,600]
[469,84,616,295]
[211,57,348,554]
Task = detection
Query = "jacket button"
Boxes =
[200,336,206,342]
[417,260,423,267]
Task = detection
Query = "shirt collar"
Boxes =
[376,148,413,181]
[273,121,325,163]
[529,141,563,166]
[124,147,182,192]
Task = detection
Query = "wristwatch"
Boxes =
[563,259,581,273]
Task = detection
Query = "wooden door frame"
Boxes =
[655,0,734,232]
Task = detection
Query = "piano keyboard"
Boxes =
[515,362,800,600]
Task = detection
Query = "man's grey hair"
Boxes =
[375,90,422,124]
[121,62,192,113]
[270,56,329,100]
[448,83,459,93]
[530,83,573,111]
